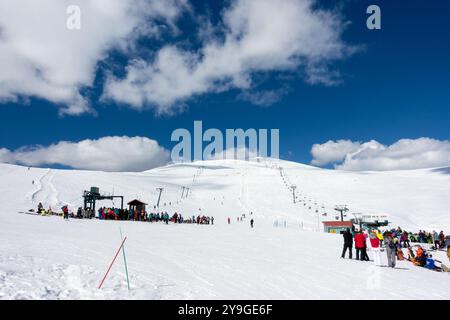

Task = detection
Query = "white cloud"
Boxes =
[310,138,450,171]
[103,0,355,113]
[0,0,187,115]
[311,139,362,166]
[0,136,170,172]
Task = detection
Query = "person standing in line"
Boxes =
[384,231,397,268]
[354,230,366,261]
[376,230,384,248]
[62,205,69,220]
[341,228,353,259]
[438,231,445,249]
[432,230,440,249]
[369,231,382,266]
[363,229,371,261]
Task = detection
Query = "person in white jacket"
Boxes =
[369,230,382,266]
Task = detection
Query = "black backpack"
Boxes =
[388,237,396,249]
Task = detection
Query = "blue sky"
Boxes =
[0,0,449,171]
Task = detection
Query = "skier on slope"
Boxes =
[250,219,254,228]
[37,202,43,214]
[341,228,353,259]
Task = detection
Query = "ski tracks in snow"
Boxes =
[29,169,60,209]
[238,169,255,217]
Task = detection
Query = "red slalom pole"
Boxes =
[98,236,127,289]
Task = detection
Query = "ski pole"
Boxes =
[120,228,130,290]
[98,236,127,289]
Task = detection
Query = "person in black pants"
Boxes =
[341,228,353,259]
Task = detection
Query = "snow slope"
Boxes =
[0,159,449,299]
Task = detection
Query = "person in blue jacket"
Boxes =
[424,255,441,271]
[425,255,443,271]
[425,256,435,269]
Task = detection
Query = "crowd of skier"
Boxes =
[341,226,450,272]
[95,207,215,225]
[36,202,215,225]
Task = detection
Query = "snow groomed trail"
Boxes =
[0,159,449,299]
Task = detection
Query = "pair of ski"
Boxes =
[17,211,51,217]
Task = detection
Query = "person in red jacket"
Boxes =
[62,205,69,220]
[354,230,368,261]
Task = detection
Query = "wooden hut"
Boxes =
[128,199,147,212]
[322,221,354,234]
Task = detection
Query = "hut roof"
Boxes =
[127,199,147,206]
[322,221,353,227]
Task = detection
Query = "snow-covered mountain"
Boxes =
[0,158,449,299]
